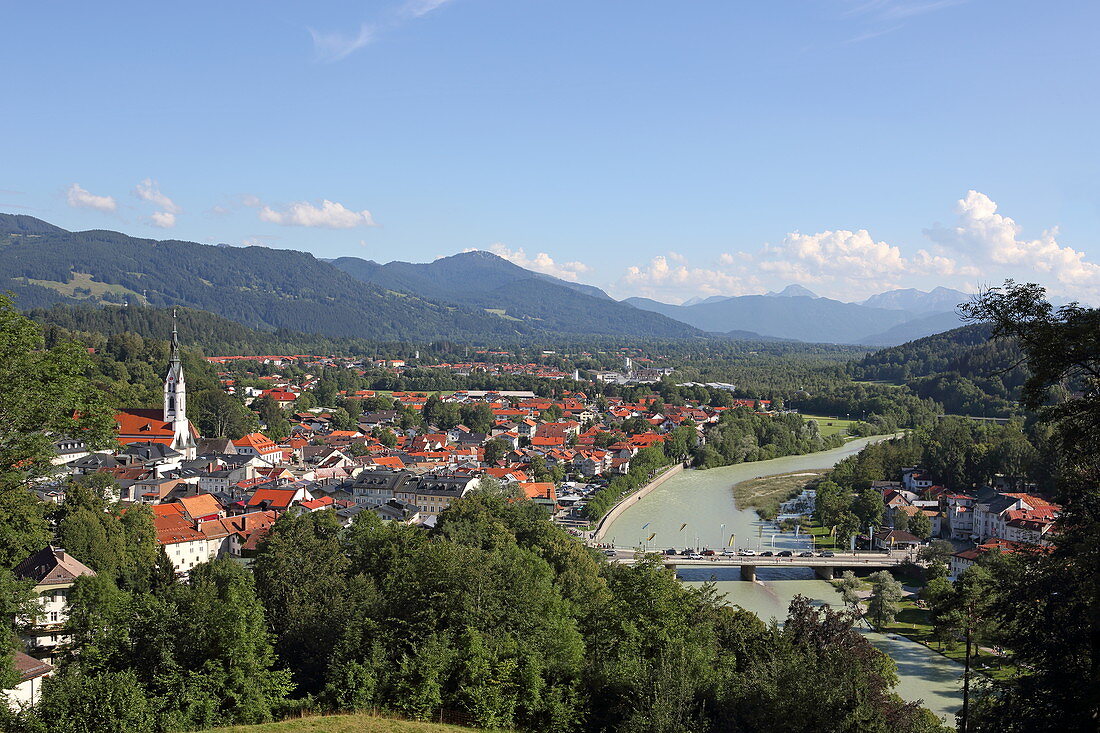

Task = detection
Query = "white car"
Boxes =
[689,553,704,560]
[721,548,736,556]
[738,549,757,556]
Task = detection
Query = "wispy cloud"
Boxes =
[403,0,453,18]
[843,0,967,43]
[308,0,455,63]
[308,23,374,63]
[133,178,181,228]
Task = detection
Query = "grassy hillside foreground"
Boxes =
[210,714,481,733]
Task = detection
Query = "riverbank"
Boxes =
[603,436,965,721]
[731,470,825,520]
[591,462,684,541]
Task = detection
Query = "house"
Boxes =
[234,433,284,463]
[872,529,922,552]
[13,546,96,655]
[246,486,314,512]
[4,652,52,710]
[153,505,209,575]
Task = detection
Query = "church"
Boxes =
[114,321,198,460]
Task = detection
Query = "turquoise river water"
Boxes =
[603,437,963,723]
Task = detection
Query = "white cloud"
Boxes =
[134,179,180,213]
[925,190,1100,297]
[150,211,176,228]
[258,199,377,229]
[309,23,374,63]
[66,183,116,212]
[483,243,591,282]
[133,179,181,228]
[620,254,758,303]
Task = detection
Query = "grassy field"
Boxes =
[800,414,860,437]
[806,519,843,550]
[210,714,480,733]
[732,470,825,519]
[880,599,1017,682]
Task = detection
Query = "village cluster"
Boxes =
[7,333,760,706]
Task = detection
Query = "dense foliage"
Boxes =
[851,324,1028,417]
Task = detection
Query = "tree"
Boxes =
[919,539,955,566]
[942,565,995,733]
[373,426,397,448]
[38,669,156,733]
[0,295,115,495]
[253,395,290,440]
[483,438,509,466]
[174,558,294,725]
[909,510,932,540]
[252,512,350,694]
[190,388,256,439]
[852,487,885,527]
[893,508,910,533]
[865,570,903,629]
[834,511,861,549]
[0,488,51,569]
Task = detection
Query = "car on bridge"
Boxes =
[760,551,774,557]
[721,548,736,557]
[701,549,716,556]
[798,551,814,557]
[819,550,835,557]
[738,549,757,556]
[664,548,678,556]
[689,553,703,560]
[777,550,793,557]
[604,549,617,557]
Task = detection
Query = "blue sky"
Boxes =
[2,1,1099,303]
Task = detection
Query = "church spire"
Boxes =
[163,307,195,458]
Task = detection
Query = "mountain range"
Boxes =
[0,212,970,345]
[0,214,693,342]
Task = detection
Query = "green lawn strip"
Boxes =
[209,713,482,733]
[800,414,859,437]
[806,519,842,550]
[879,599,1017,682]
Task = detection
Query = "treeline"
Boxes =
[828,417,1049,493]
[694,409,846,469]
[3,499,949,733]
[850,324,1028,417]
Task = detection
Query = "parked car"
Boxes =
[739,549,757,556]
[701,549,716,556]
[680,548,694,556]
[777,550,793,557]
[760,551,774,557]
[820,550,836,557]
[798,551,814,557]
[664,548,678,556]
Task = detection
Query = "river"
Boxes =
[603,437,963,723]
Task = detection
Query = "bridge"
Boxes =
[606,551,911,581]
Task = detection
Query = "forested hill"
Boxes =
[331,251,698,338]
[851,324,1028,417]
[0,214,691,342]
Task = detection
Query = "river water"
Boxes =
[604,437,963,723]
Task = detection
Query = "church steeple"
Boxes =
[163,309,195,457]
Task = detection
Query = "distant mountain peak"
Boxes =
[766,284,818,298]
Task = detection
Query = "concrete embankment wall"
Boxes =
[592,463,685,542]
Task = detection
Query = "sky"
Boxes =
[2,0,1099,304]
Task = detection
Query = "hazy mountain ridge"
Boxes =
[625,286,969,345]
[331,251,696,338]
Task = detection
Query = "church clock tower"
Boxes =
[163,313,196,458]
